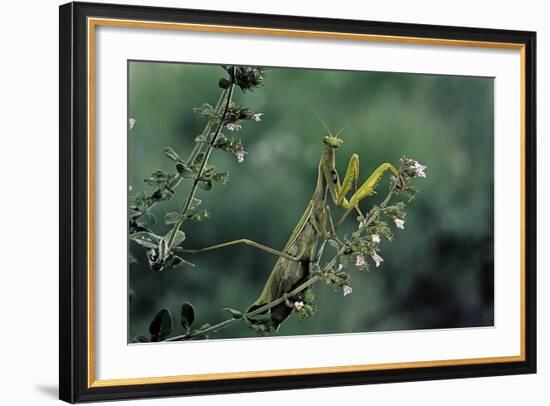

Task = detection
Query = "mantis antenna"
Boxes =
[309,104,334,137]
[335,121,353,137]
[309,103,353,138]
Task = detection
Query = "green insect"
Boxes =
[185,113,399,331]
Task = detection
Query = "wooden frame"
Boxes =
[59,1,537,402]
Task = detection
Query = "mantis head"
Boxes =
[310,105,349,150]
[323,135,343,149]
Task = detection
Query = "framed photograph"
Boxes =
[59,1,537,403]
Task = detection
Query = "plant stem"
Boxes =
[166,75,236,249]
[165,275,322,342]
[185,88,230,165]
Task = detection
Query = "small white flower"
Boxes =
[358,219,365,229]
[372,234,381,244]
[342,285,353,296]
[294,301,304,311]
[337,263,344,271]
[235,149,247,163]
[252,113,263,122]
[412,160,427,178]
[355,254,366,267]
[371,252,384,267]
[394,218,405,230]
[128,117,136,130]
[226,122,241,131]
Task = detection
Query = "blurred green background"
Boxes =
[128,62,494,341]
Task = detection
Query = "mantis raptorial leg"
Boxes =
[322,154,399,227]
[181,204,337,263]
[323,156,399,211]
[180,239,300,262]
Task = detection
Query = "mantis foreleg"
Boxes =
[324,156,398,210]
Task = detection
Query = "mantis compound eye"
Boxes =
[323,135,344,149]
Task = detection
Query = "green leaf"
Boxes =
[182,197,202,211]
[169,255,195,269]
[397,185,418,201]
[128,208,141,218]
[372,221,393,241]
[180,302,195,330]
[194,152,206,165]
[144,170,170,186]
[190,209,210,222]
[162,147,180,162]
[176,163,195,178]
[130,231,160,249]
[149,309,173,341]
[165,211,184,225]
[136,213,156,228]
[223,308,243,319]
[198,180,212,191]
[327,239,340,250]
[383,202,406,218]
[193,103,218,119]
[212,172,229,185]
[164,230,186,246]
[151,188,173,203]
[130,191,147,212]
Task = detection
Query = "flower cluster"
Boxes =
[291,288,316,321]
[212,134,249,164]
[234,148,247,163]
[340,219,389,273]
[392,157,427,200]
[224,103,261,125]
[222,66,266,91]
[312,262,351,291]
[193,101,263,164]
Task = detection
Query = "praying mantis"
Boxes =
[183,114,400,331]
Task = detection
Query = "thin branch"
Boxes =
[166,71,236,248]
[165,275,322,341]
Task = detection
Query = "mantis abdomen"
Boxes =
[247,205,321,330]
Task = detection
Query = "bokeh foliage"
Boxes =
[128,61,494,341]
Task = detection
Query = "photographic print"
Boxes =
[127,62,494,343]
[60,4,535,401]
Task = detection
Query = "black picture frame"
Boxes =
[59,1,537,403]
